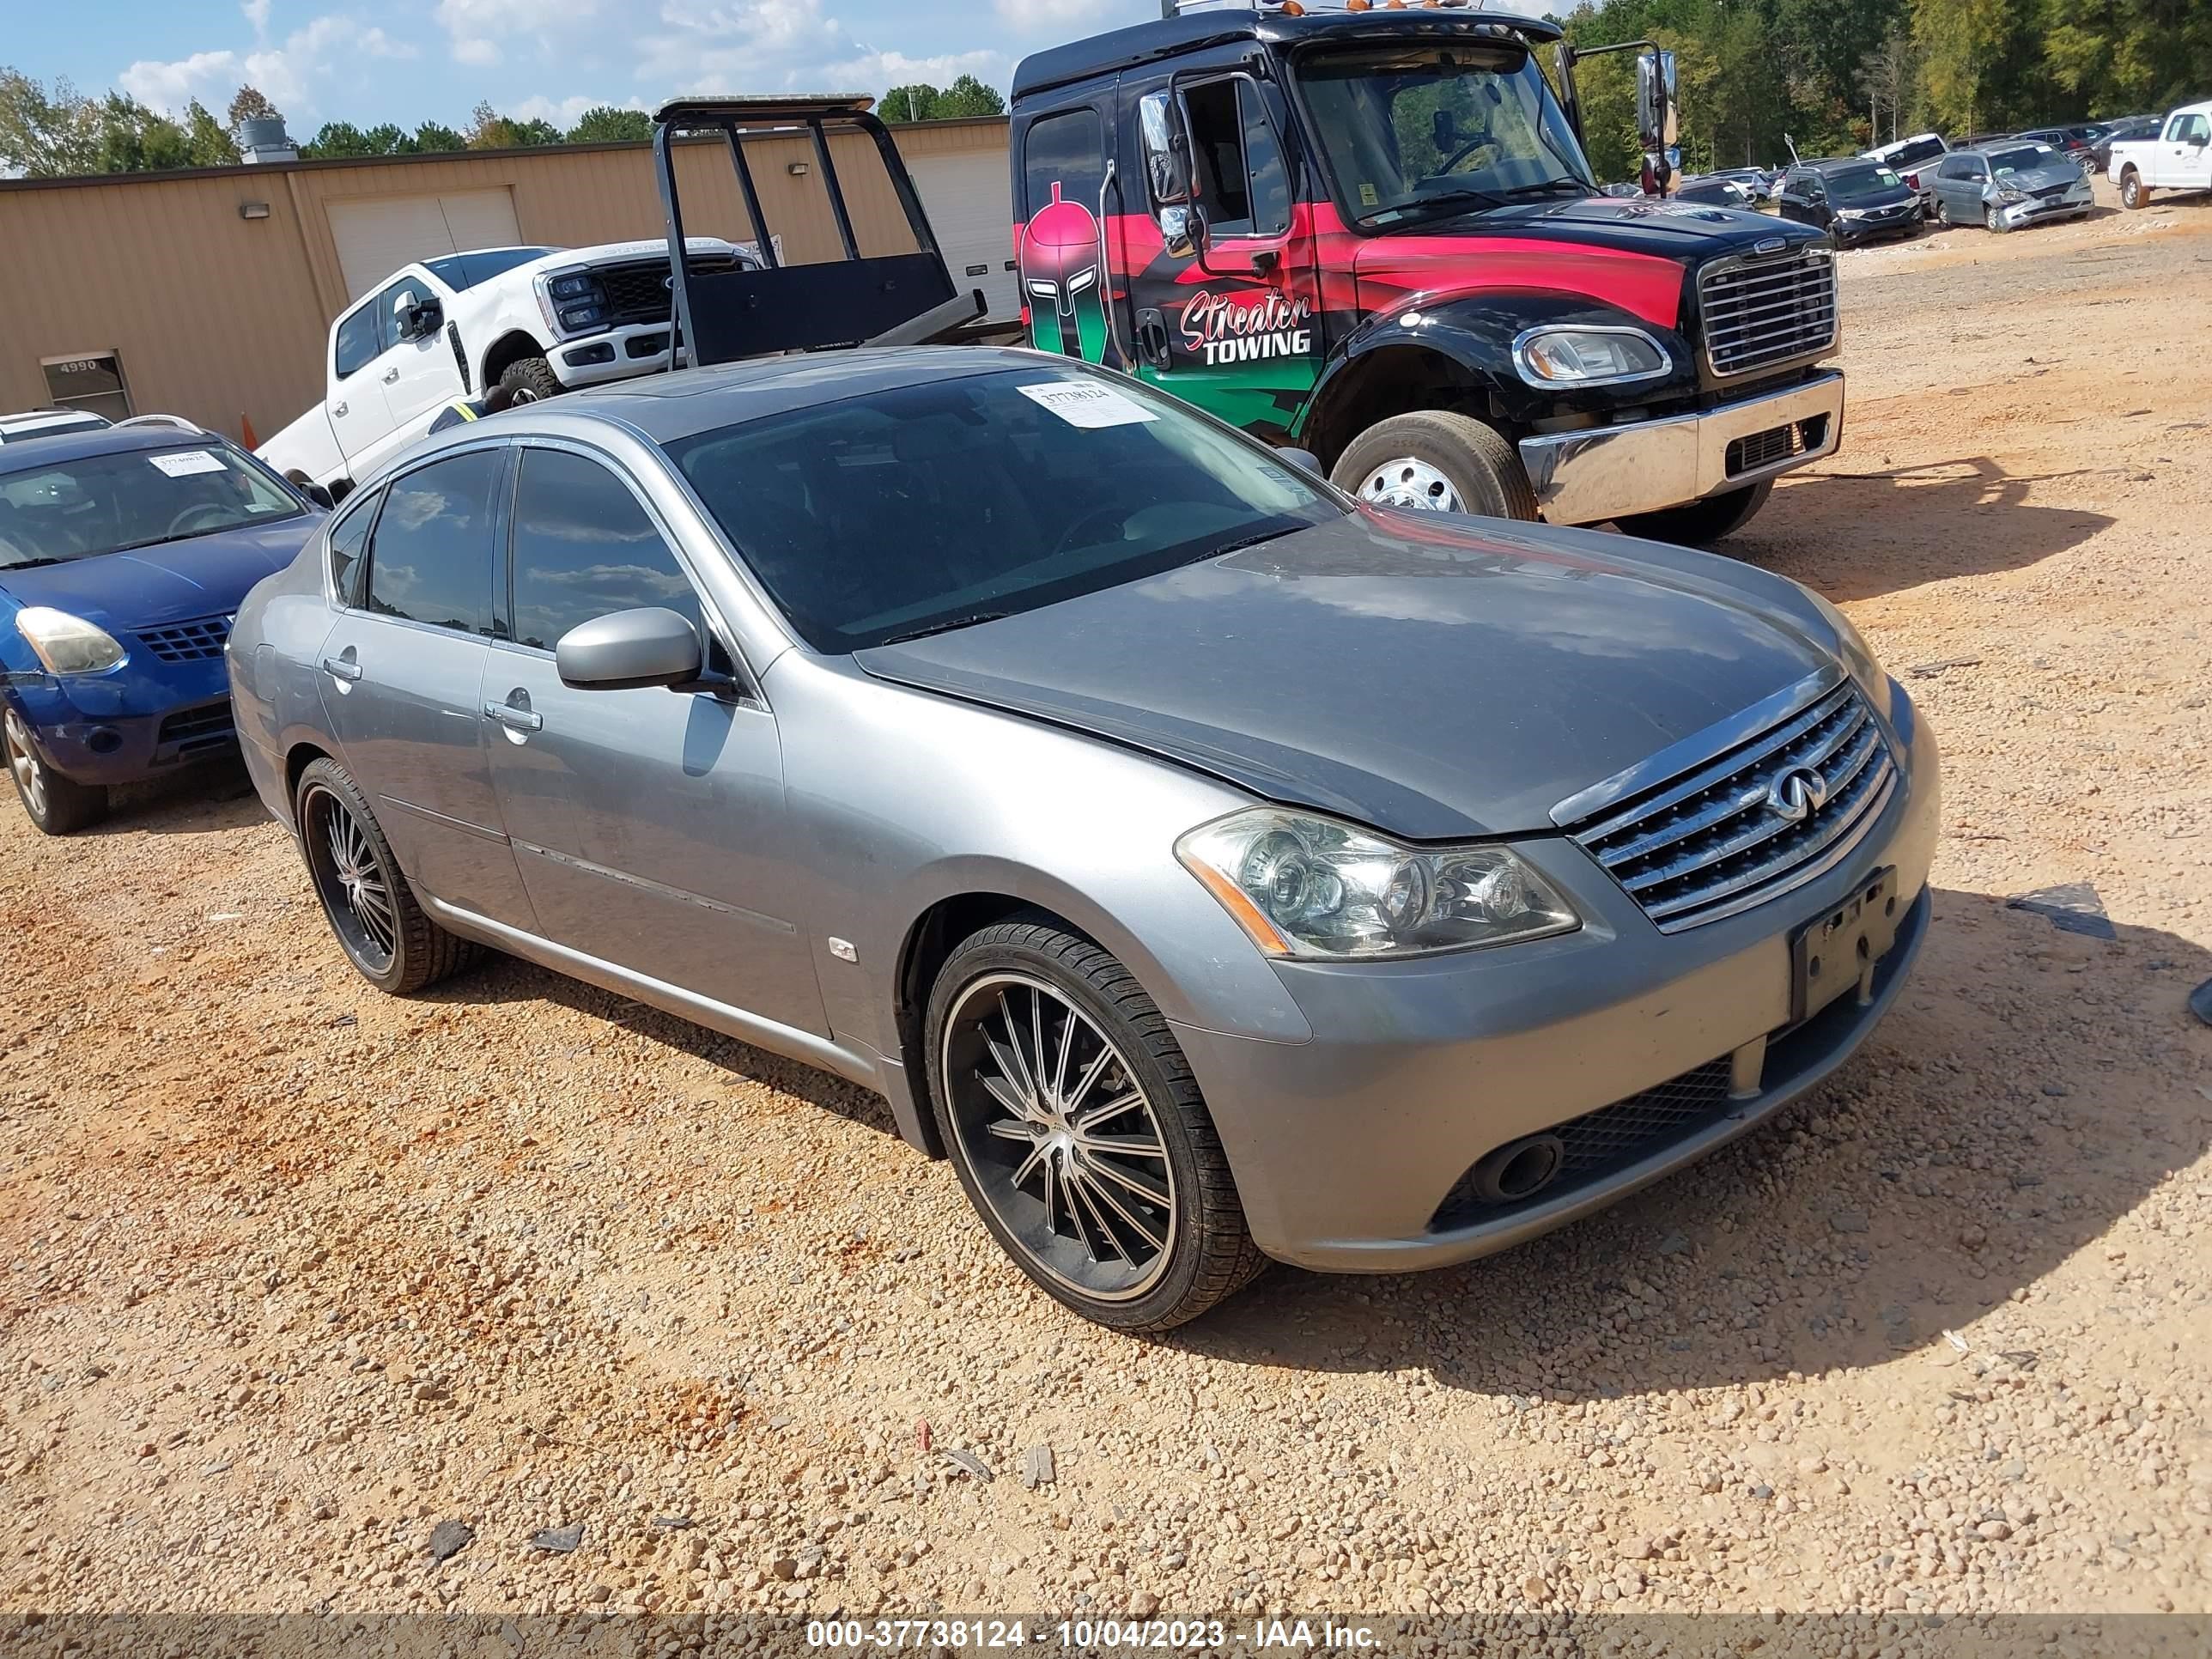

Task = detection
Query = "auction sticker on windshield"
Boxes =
[147,450,228,478]
[1018,380,1159,429]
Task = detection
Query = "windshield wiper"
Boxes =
[1374,186,1508,225]
[873,611,1012,647]
[0,556,71,570]
[1498,179,1593,199]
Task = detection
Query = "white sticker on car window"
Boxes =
[1016,380,1160,430]
[147,450,228,477]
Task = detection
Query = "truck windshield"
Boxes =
[1297,44,1595,227]
[0,445,306,568]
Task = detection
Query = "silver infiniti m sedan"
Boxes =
[229,348,1938,1331]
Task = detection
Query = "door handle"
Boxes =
[333,401,349,418]
[321,655,362,683]
[382,367,400,384]
[483,701,543,733]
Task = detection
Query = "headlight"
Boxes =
[1511,325,1671,388]
[1805,590,1890,715]
[15,606,126,675]
[546,272,597,301]
[1996,187,2027,204]
[1836,207,1867,221]
[1176,807,1580,960]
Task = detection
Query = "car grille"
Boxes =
[1560,679,1896,933]
[155,700,235,757]
[596,256,742,328]
[1431,1058,1735,1229]
[136,615,231,662]
[1699,246,1838,378]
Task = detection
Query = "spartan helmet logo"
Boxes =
[1019,182,1109,363]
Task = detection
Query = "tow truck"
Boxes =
[999,0,1846,543]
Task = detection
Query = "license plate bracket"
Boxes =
[1791,866,1903,1024]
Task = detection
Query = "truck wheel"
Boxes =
[1615,480,1773,546]
[1331,411,1540,521]
[4,706,107,835]
[497,356,564,405]
[2119,170,2148,210]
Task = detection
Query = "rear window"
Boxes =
[1893,137,1945,167]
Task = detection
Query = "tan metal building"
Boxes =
[0,117,1013,445]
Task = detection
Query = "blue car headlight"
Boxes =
[15,606,126,675]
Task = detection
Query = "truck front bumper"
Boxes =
[1519,369,1845,526]
[551,322,686,388]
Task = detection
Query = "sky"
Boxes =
[5,0,1169,135]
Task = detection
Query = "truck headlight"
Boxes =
[15,606,126,675]
[1177,807,1580,960]
[1511,325,1671,388]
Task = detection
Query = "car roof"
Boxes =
[0,424,233,476]
[1804,157,1882,173]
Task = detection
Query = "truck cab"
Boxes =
[2112,100,2212,210]
[1011,1,1847,544]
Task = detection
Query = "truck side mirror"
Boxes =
[1139,91,1193,207]
[1635,49,1680,193]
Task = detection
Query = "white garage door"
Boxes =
[907,151,1018,322]
[326,188,523,300]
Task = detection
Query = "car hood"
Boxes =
[1834,185,1919,211]
[509,236,743,283]
[1990,161,2084,192]
[855,511,1837,839]
[0,517,322,631]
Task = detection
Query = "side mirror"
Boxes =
[1274,447,1324,479]
[1158,204,1197,258]
[556,607,704,692]
[301,482,335,510]
[1139,91,1192,206]
[1635,49,1680,191]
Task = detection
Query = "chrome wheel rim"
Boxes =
[301,783,397,975]
[506,385,541,405]
[1358,458,1463,514]
[4,708,46,819]
[941,973,1178,1302]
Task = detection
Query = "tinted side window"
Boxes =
[508,448,701,652]
[327,489,378,605]
[333,303,380,380]
[1024,108,1105,219]
[1182,80,1290,239]
[365,451,501,635]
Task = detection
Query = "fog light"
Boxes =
[87,726,123,755]
[562,342,617,368]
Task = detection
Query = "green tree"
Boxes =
[94,93,191,173]
[934,74,1006,118]
[359,122,416,155]
[413,120,467,152]
[514,117,563,146]
[880,83,941,124]
[0,66,102,176]
[301,120,374,158]
[183,98,240,166]
[226,84,281,131]
[568,105,651,143]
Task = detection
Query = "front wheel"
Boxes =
[496,356,564,404]
[1985,205,2011,234]
[3,705,106,835]
[295,758,478,994]
[1615,479,1774,546]
[2119,171,2149,210]
[1331,410,1540,521]
[924,918,1266,1332]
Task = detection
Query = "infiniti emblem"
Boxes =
[1764,765,1829,824]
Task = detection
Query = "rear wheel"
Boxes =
[496,356,564,405]
[3,705,106,835]
[1935,198,1954,228]
[924,918,1266,1332]
[1615,479,1774,546]
[2119,169,2149,210]
[295,758,477,994]
[1332,410,1540,521]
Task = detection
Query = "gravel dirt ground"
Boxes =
[3,183,2209,1628]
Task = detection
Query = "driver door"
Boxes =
[1116,62,1324,444]
[383,272,467,435]
[2165,112,2211,190]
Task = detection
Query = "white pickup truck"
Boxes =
[258,237,759,494]
[2112,100,2212,210]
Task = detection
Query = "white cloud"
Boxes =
[994,0,1098,33]
[510,93,645,128]
[434,0,600,69]
[823,47,1009,94]
[119,15,415,123]
[241,0,271,32]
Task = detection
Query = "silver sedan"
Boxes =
[228,348,1938,1330]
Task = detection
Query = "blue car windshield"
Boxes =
[665,368,1342,653]
[0,445,306,568]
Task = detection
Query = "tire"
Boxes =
[2120,170,2148,210]
[1615,479,1774,546]
[1330,410,1540,521]
[3,704,107,835]
[496,356,564,404]
[1935,198,1954,228]
[293,757,478,995]
[1985,205,2010,234]
[923,916,1267,1332]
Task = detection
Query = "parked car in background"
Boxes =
[1862,132,1949,210]
[0,409,111,444]
[2013,126,2100,172]
[1672,173,1759,208]
[1929,141,2096,231]
[1708,167,1778,198]
[229,348,1938,1331]
[1,422,324,832]
[258,239,761,498]
[1776,159,1923,244]
[2111,101,2212,209]
[2090,115,2162,173]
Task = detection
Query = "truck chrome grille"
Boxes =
[1699,246,1838,378]
[1561,680,1895,933]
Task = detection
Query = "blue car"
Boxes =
[1,423,325,833]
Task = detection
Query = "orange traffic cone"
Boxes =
[240,412,258,449]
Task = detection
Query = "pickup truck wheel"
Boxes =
[497,356,564,405]
[2119,170,2148,210]
[295,758,478,994]
[925,917,1267,1332]
[1332,411,1540,521]
[1615,479,1773,546]
[4,706,106,835]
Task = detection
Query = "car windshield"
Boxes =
[0,444,306,568]
[422,247,556,290]
[1296,44,1595,226]
[665,368,1341,653]
[1988,145,2058,174]
[1891,137,1946,167]
[1826,166,1903,201]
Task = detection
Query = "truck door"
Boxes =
[1013,89,1123,369]
[1118,64,1323,442]
[381,272,467,435]
[2162,111,2211,190]
[327,292,397,469]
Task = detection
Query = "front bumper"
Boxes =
[1519,369,1845,526]
[2000,192,2094,228]
[3,681,236,785]
[1171,678,1938,1273]
[550,322,686,388]
[1832,214,1923,243]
